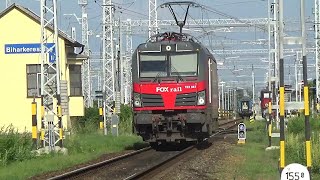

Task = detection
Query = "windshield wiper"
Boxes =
[170,65,184,82]
[153,71,166,83]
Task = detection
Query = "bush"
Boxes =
[119,104,133,134]
[74,107,100,134]
[0,125,34,166]
[286,132,320,174]
[73,105,133,135]
[287,116,320,134]
[286,133,305,164]
[287,116,305,134]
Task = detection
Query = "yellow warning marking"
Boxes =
[268,102,272,113]
[280,87,285,116]
[59,128,63,140]
[32,103,37,115]
[32,126,37,139]
[280,141,285,168]
[306,140,312,167]
[304,86,309,115]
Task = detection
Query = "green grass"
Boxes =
[0,105,140,180]
[0,125,34,166]
[0,134,145,180]
[230,129,280,180]
[225,120,320,179]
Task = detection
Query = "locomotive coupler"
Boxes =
[178,115,186,135]
[152,115,160,137]
[166,117,173,133]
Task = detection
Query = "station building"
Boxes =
[0,4,87,132]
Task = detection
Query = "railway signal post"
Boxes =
[237,123,246,144]
[300,0,312,174]
[268,99,272,147]
[278,0,285,173]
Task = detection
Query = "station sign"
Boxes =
[281,163,310,180]
[4,43,56,62]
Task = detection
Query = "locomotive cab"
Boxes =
[131,32,219,144]
[238,96,253,119]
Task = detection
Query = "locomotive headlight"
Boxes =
[133,93,142,107]
[197,90,206,105]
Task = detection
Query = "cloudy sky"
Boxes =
[0,0,316,98]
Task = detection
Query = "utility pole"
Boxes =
[102,0,115,135]
[149,0,158,37]
[315,0,320,112]
[221,83,225,110]
[78,0,92,108]
[218,86,221,110]
[252,64,255,116]
[267,0,273,147]
[233,88,237,119]
[268,0,272,92]
[273,0,280,129]
[295,51,299,102]
[40,0,63,149]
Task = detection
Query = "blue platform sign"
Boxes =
[5,43,56,62]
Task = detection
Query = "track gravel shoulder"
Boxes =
[149,134,241,180]
[30,150,135,180]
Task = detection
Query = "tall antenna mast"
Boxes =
[78,0,91,108]
[149,0,158,37]
[40,0,63,149]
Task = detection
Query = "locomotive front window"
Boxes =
[170,53,197,76]
[140,55,167,77]
[242,102,249,110]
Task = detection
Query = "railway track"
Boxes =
[128,118,242,180]
[46,118,242,180]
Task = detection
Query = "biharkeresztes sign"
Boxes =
[5,43,56,62]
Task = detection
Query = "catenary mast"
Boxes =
[40,0,63,149]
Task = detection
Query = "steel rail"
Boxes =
[48,147,151,180]
[48,118,240,179]
[125,119,241,180]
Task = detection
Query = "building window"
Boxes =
[69,64,82,96]
[26,65,41,97]
[26,64,55,98]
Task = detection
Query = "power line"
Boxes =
[94,0,148,18]
[200,4,268,32]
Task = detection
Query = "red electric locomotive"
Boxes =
[131,32,219,147]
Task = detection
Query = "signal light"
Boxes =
[238,123,246,144]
